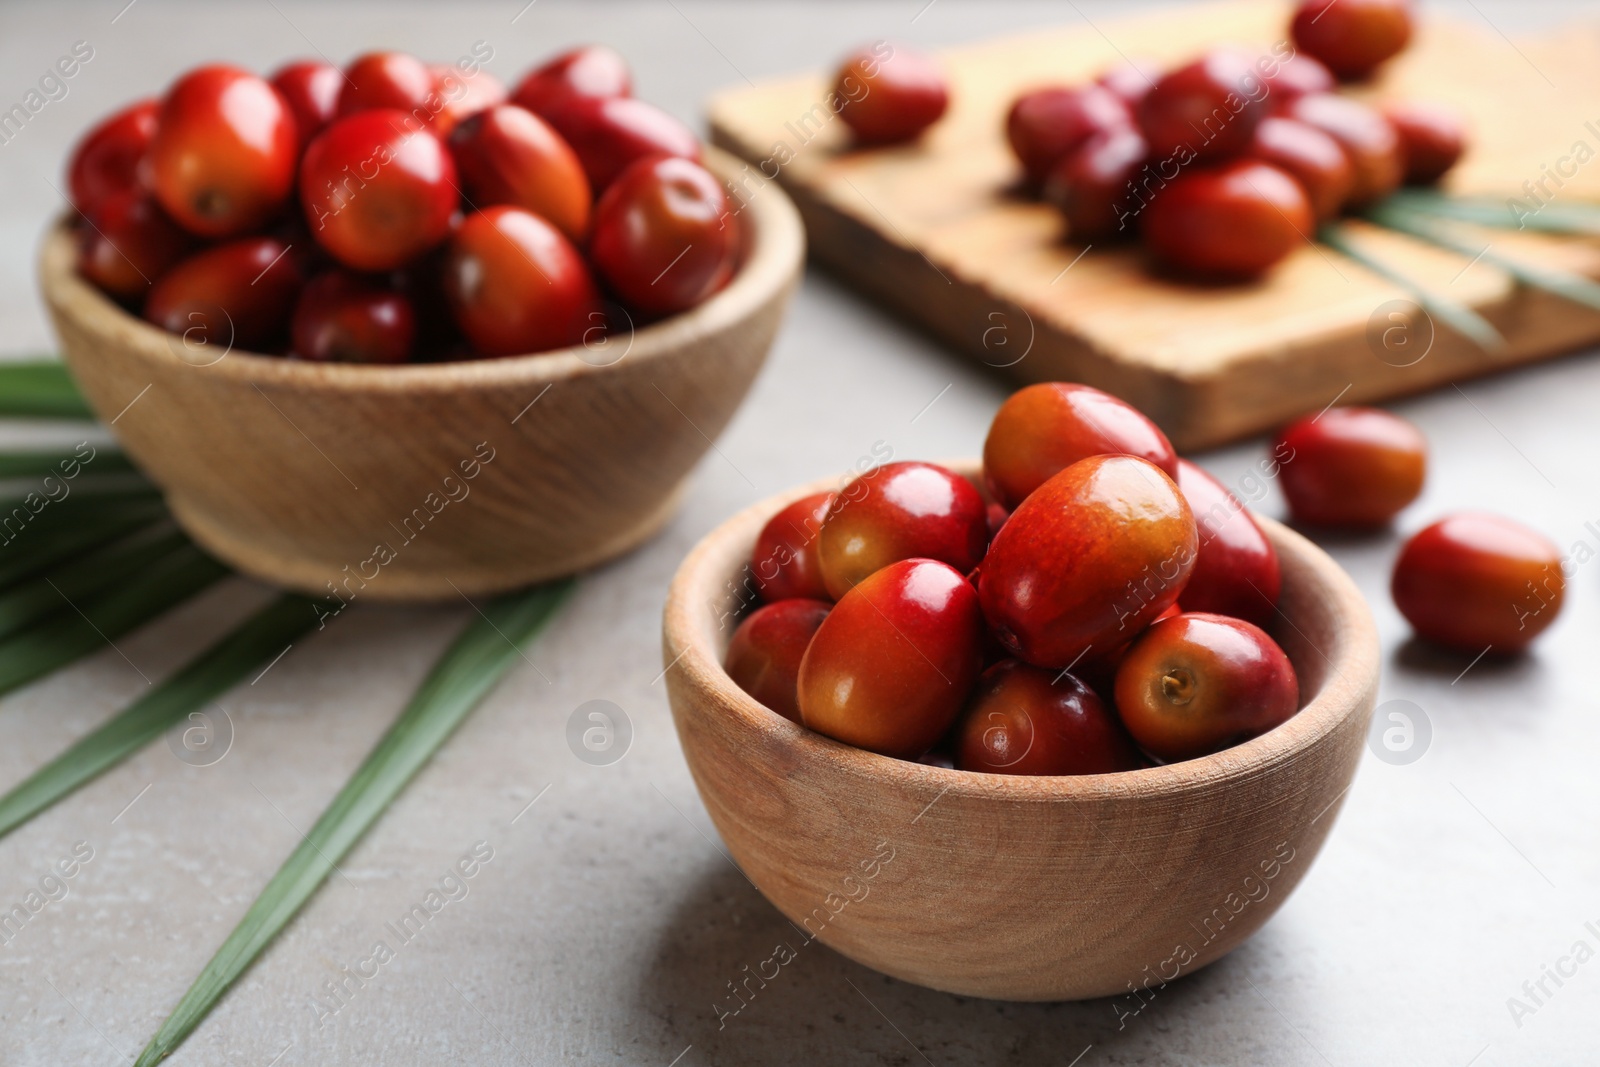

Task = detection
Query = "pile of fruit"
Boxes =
[828,0,1465,279]
[68,46,739,362]
[724,385,1565,774]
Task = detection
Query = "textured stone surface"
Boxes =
[1,2,1597,1065]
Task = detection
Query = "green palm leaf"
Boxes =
[0,540,228,696]
[0,525,187,640]
[0,359,94,419]
[133,579,575,1066]
[1366,202,1600,315]
[0,593,327,838]
[0,496,166,591]
[1319,222,1507,352]
[0,447,136,479]
[1383,190,1600,235]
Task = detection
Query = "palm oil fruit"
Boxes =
[953,660,1141,775]
[834,42,949,145]
[1114,612,1299,762]
[983,382,1178,509]
[725,599,832,723]
[798,559,984,759]
[979,455,1197,669]
[1174,459,1281,628]
[1275,406,1426,527]
[817,462,987,600]
[1392,514,1564,653]
[750,493,834,603]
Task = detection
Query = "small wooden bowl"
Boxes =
[39,148,803,601]
[663,462,1379,1001]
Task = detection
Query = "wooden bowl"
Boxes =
[39,148,803,601]
[662,462,1379,1001]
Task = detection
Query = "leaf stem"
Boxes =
[1318,222,1507,352]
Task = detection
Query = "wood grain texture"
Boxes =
[708,0,1600,450]
[662,460,1379,1001]
[39,148,804,602]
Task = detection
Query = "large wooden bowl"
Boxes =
[39,148,803,601]
[662,462,1380,1001]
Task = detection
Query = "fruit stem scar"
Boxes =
[1160,668,1194,705]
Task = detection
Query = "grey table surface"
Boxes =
[2,2,1597,1064]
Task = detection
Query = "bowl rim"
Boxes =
[38,144,803,397]
[664,459,1381,803]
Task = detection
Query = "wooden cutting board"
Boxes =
[707,0,1600,449]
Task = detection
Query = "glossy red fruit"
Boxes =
[541,96,700,192]
[1043,128,1152,242]
[1096,58,1161,108]
[1173,459,1281,628]
[1392,514,1564,654]
[442,205,600,356]
[149,66,299,237]
[983,382,1177,510]
[954,661,1141,775]
[290,272,415,363]
[724,599,831,722]
[144,237,305,352]
[67,99,158,217]
[1245,115,1354,220]
[1138,49,1270,163]
[1291,0,1414,81]
[429,65,507,138]
[1142,160,1312,278]
[1262,52,1336,102]
[77,193,193,300]
[589,155,736,317]
[1383,101,1467,185]
[449,104,591,240]
[511,45,632,119]
[1006,85,1131,186]
[1279,93,1402,207]
[751,492,834,602]
[834,42,948,144]
[300,110,459,271]
[817,462,987,600]
[271,60,341,140]
[338,51,434,118]
[980,455,1197,668]
[1275,406,1426,527]
[1115,612,1298,762]
[797,558,984,758]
